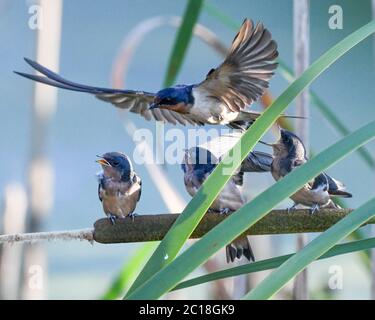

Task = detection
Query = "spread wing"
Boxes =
[197,19,278,112]
[242,151,273,172]
[15,58,200,126]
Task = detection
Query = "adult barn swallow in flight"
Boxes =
[96,152,142,224]
[264,129,352,214]
[16,19,279,129]
[181,146,273,263]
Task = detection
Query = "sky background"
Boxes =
[0,0,374,299]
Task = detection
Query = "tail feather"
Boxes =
[226,236,255,263]
[327,175,352,198]
[233,110,306,130]
[23,58,121,93]
[226,245,237,263]
[329,190,352,198]
[15,58,138,95]
[14,71,93,93]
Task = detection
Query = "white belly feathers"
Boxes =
[190,87,239,124]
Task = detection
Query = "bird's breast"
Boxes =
[99,178,141,217]
[271,159,283,181]
[191,88,239,124]
[183,172,200,198]
[213,182,244,211]
[291,186,330,207]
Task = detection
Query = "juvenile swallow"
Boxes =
[15,19,280,129]
[181,146,272,263]
[96,152,142,224]
[264,129,352,214]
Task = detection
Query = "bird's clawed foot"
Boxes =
[128,212,138,222]
[287,203,297,214]
[309,204,320,215]
[219,208,232,215]
[108,214,117,225]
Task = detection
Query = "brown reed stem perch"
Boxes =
[93,209,369,244]
[1,209,375,245]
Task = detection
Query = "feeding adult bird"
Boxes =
[263,129,352,214]
[15,19,281,129]
[181,146,273,263]
[96,152,142,224]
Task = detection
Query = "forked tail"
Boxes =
[226,235,255,263]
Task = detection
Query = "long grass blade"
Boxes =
[101,243,156,300]
[173,237,375,291]
[278,60,375,169]
[163,0,204,87]
[244,198,375,299]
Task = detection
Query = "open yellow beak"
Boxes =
[95,156,111,167]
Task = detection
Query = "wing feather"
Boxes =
[326,175,352,198]
[198,19,278,112]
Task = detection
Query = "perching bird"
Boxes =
[264,129,352,214]
[96,152,142,224]
[181,146,273,263]
[15,19,280,130]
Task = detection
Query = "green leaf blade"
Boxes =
[101,243,157,300]
[173,237,375,291]
[163,0,204,87]
[244,198,375,300]
[125,0,203,296]
[278,61,375,169]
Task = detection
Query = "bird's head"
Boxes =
[96,152,133,181]
[260,128,306,159]
[181,147,218,174]
[150,85,194,114]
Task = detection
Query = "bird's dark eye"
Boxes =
[112,160,120,166]
[162,98,174,105]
